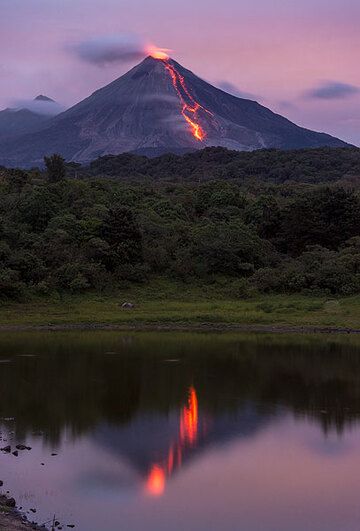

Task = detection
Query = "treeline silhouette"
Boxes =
[0,332,359,446]
[87,146,360,184]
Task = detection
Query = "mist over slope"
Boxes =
[0,95,62,141]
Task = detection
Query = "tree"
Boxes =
[190,220,277,276]
[279,187,360,255]
[101,206,143,272]
[44,154,66,182]
[8,169,29,192]
[18,186,59,231]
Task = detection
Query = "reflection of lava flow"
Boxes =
[161,59,213,141]
[180,386,199,446]
[146,386,200,496]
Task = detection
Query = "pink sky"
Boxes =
[1,0,359,145]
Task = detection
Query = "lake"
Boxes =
[0,331,360,530]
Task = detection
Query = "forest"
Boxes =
[0,147,359,300]
[87,146,360,183]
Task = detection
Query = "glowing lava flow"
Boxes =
[161,59,212,141]
[145,386,199,496]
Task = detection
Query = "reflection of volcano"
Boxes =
[93,386,273,495]
[146,386,201,496]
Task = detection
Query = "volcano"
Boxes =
[0,56,350,167]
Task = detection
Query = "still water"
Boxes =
[1,331,360,530]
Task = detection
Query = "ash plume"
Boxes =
[71,34,148,66]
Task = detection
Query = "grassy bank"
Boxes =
[0,280,359,330]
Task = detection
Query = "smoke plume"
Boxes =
[72,34,148,66]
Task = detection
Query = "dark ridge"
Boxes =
[87,146,360,184]
[34,95,55,102]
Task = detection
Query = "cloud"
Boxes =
[70,34,148,66]
[216,81,258,101]
[11,97,64,115]
[305,81,360,100]
[276,100,297,111]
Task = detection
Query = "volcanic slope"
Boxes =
[0,56,350,167]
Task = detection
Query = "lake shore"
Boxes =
[0,495,44,530]
[0,287,359,333]
[0,322,359,334]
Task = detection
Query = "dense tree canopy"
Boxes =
[0,148,359,299]
[87,146,360,184]
[44,153,66,183]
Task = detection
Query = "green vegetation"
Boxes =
[0,283,359,329]
[44,153,66,182]
[87,146,360,183]
[0,147,359,326]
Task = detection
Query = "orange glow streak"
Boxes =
[167,445,174,475]
[161,60,212,141]
[147,45,171,60]
[146,464,166,496]
[145,386,199,496]
[180,386,199,446]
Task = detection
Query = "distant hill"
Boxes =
[0,56,351,168]
[0,108,49,140]
[0,95,61,141]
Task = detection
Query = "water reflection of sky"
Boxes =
[1,332,360,530]
[1,399,360,530]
